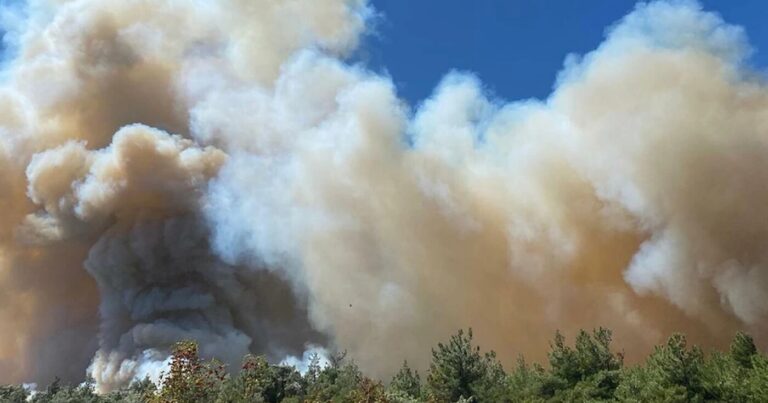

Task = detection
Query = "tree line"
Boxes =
[2,327,767,402]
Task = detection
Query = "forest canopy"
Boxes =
[2,328,767,403]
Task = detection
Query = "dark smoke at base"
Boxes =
[1,0,768,392]
[85,215,323,391]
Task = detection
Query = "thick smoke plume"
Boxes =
[0,0,767,391]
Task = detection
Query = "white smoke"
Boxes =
[0,0,766,392]
[280,345,331,375]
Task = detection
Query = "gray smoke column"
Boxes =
[1,0,767,392]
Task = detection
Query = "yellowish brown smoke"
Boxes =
[0,0,766,391]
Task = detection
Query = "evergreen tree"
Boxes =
[616,334,705,402]
[747,354,768,401]
[542,328,623,400]
[731,331,758,369]
[102,377,157,403]
[470,350,508,402]
[425,328,501,402]
[215,355,268,403]
[263,365,304,402]
[306,351,363,402]
[700,351,748,402]
[505,356,546,402]
[305,353,322,388]
[388,361,421,399]
[2,327,767,403]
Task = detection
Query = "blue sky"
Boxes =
[2,0,766,105]
[365,1,768,105]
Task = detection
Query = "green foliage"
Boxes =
[615,365,689,403]
[699,351,748,402]
[389,361,421,399]
[732,331,758,369]
[304,353,321,388]
[265,364,304,402]
[541,328,623,401]
[102,377,156,403]
[0,384,29,403]
[27,377,104,403]
[747,354,768,401]
[214,355,267,402]
[305,350,367,402]
[470,350,508,402]
[615,333,705,402]
[3,328,768,403]
[505,357,546,402]
[425,328,505,402]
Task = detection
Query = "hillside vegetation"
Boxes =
[2,328,767,402]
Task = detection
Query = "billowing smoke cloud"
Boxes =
[0,0,767,392]
[0,0,363,389]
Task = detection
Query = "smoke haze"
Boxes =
[0,0,767,391]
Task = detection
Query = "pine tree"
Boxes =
[425,328,501,402]
[542,328,623,400]
[615,334,705,402]
[389,361,421,398]
[731,331,758,369]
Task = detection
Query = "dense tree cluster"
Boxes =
[2,328,767,402]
